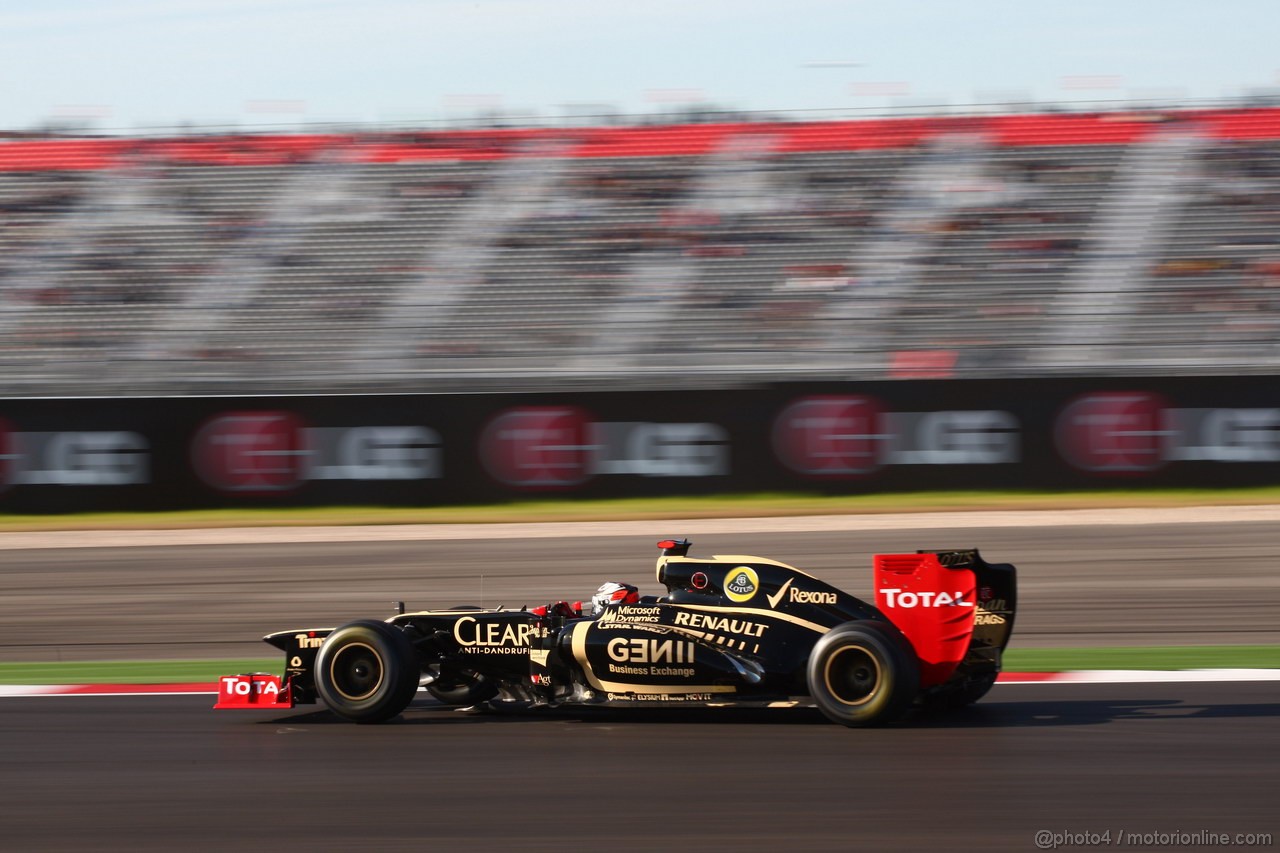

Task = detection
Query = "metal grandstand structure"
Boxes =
[3,103,1280,396]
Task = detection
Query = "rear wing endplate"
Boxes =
[874,551,979,688]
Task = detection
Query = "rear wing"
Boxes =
[874,550,1016,688]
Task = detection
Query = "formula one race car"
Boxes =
[215,540,1016,727]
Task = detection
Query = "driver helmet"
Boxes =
[591,581,639,616]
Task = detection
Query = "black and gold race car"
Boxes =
[215,539,1016,727]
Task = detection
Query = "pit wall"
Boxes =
[1,377,1276,512]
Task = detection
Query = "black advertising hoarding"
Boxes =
[1,376,1278,513]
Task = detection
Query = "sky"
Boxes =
[0,0,1278,132]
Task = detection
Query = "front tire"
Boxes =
[807,620,919,727]
[314,620,419,723]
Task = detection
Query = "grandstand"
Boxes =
[3,106,1280,396]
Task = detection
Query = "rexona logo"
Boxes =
[767,578,837,608]
[790,588,838,605]
[480,406,729,489]
[724,567,759,603]
[192,412,442,493]
[773,396,1019,478]
[879,589,974,608]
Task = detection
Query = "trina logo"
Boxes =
[1055,392,1169,473]
[193,411,308,492]
[772,396,884,477]
[479,407,593,488]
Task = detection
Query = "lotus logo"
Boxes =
[724,567,759,603]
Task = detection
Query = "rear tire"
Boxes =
[807,620,919,727]
[314,620,419,723]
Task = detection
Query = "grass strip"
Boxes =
[6,487,1280,532]
[0,659,279,685]
[2,646,1277,685]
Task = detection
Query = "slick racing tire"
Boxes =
[807,620,919,727]
[314,620,420,723]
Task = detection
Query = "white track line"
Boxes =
[5,504,1280,550]
[1052,668,1280,684]
[1,670,1277,698]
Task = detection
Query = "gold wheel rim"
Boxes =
[823,644,881,707]
[329,641,386,701]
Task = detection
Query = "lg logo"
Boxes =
[0,418,14,492]
[192,412,306,492]
[479,407,593,488]
[772,396,885,476]
[1056,393,1280,472]
[479,407,729,489]
[0,425,149,489]
[772,396,1019,477]
[1055,393,1168,473]
[191,412,442,493]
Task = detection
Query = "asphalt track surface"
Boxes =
[1,514,1278,851]
[3,515,1279,660]
[2,682,1276,852]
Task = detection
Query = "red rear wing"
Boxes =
[874,553,977,688]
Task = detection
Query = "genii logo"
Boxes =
[724,567,759,603]
[192,411,308,493]
[1055,392,1168,474]
[772,396,885,477]
[480,407,593,488]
